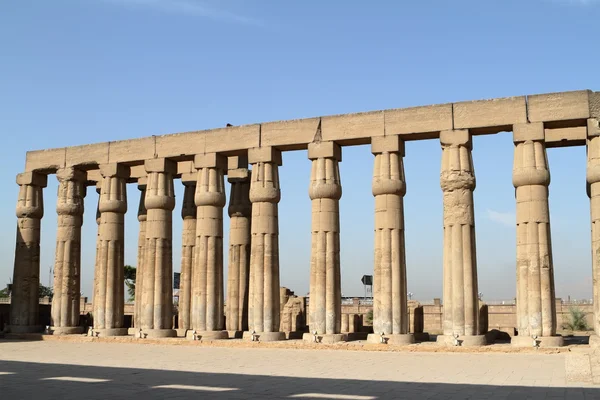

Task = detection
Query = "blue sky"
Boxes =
[0,0,597,301]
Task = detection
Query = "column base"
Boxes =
[7,325,43,334]
[186,330,228,340]
[511,335,564,347]
[91,328,128,337]
[242,331,286,342]
[175,328,189,337]
[302,332,347,344]
[436,334,487,346]
[142,329,177,338]
[414,332,431,342]
[367,333,415,345]
[589,334,600,347]
[227,330,244,339]
[50,326,85,335]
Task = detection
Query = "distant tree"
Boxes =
[124,265,136,301]
[0,287,9,298]
[39,284,53,299]
[562,307,590,331]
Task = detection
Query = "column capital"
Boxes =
[308,142,341,161]
[248,147,282,165]
[56,167,87,183]
[371,136,405,156]
[440,130,471,148]
[588,118,600,138]
[99,164,131,179]
[145,158,177,174]
[16,171,47,188]
[513,123,544,143]
[194,153,227,170]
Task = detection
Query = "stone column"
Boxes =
[140,159,176,337]
[93,164,130,336]
[226,156,251,338]
[305,141,346,343]
[512,123,562,347]
[588,119,600,339]
[191,153,227,339]
[51,167,86,334]
[9,172,47,333]
[367,136,414,345]
[248,147,285,341]
[437,130,484,346]
[92,184,101,330]
[178,173,196,332]
[133,178,147,329]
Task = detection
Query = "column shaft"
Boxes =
[440,130,479,337]
[588,120,600,335]
[308,142,342,335]
[51,168,86,332]
[179,179,196,331]
[10,172,47,332]
[134,180,147,329]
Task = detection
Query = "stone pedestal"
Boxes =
[587,118,600,335]
[308,142,343,337]
[302,332,347,344]
[51,167,86,334]
[187,330,229,340]
[371,136,410,338]
[133,178,147,329]
[436,334,487,347]
[512,124,559,344]
[192,153,226,338]
[226,156,251,334]
[366,333,415,345]
[93,164,129,336]
[439,130,481,342]
[178,175,196,332]
[511,335,564,348]
[9,172,47,333]
[140,159,176,337]
[247,148,284,341]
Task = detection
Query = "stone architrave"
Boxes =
[588,118,600,338]
[512,123,562,347]
[191,153,228,339]
[304,141,346,343]
[51,167,87,335]
[247,148,285,341]
[437,130,485,346]
[178,173,197,332]
[367,136,414,345]
[9,172,47,333]
[226,156,251,338]
[93,164,130,336]
[133,177,147,329]
[140,158,177,337]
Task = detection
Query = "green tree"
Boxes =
[0,287,9,298]
[124,265,136,301]
[562,307,590,331]
[39,284,53,299]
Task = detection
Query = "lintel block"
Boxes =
[371,136,405,155]
[194,153,228,170]
[308,141,342,161]
[453,96,527,130]
[440,130,470,146]
[99,163,131,179]
[145,158,177,174]
[527,90,590,123]
[16,171,48,187]
[513,123,544,143]
[248,147,282,165]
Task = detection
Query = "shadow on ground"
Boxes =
[0,359,598,400]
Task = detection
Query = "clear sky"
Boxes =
[0,0,598,302]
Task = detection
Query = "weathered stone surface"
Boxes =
[453,96,527,131]
[528,90,590,123]
[384,103,452,135]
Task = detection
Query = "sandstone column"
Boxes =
[9,172,47,333]
[178,173,196,332]
[305,141,346,343]
[248,147,286,341]
[140,159,176,337]
[588,118,600,339]
[438,130,485,346]
[367,136,414,345]
[133,178,147,329]
[92,184,101,330]
[226,156,251,338]
[191,153,228,339]
[93,164,130,336]
[51,167,86,334]
[512,123,562,347]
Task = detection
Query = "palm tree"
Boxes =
[124,265,136,301]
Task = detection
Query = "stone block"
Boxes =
[137,176,147,188]
[155,131,205,159]
[371,136,405,155]
[66,142,109,168]
[590,91,600,119]
[453,96,527,131]
[205,124,260,153]
[513,123,544,143]
[99,163,131,179]
[16,171,48,187]
[439,130,470,146]
[588,119,600,138]
[25,148,66,172]
[261,118,321,148]
[144,158,177,174]
[321,111,384,143]
[528,90,590,123]
[194,153,227,170]
[56,167,87,182]
[177,160,194,175]
[248,147,282,165]
[109,137,155,164]
[228,155,248,170]
[308,141,342,160]
[180,172,196,184]
[384,103,452,135]
[545,126,587,146]
[130,164,146,180]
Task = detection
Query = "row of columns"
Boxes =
[8,120,599,346]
